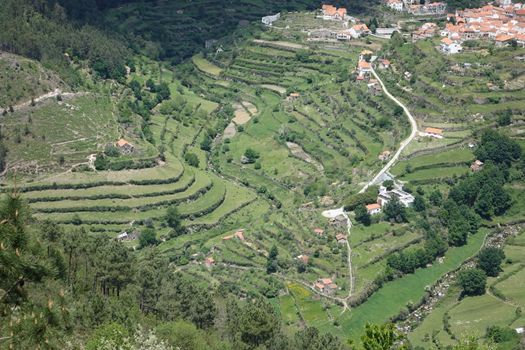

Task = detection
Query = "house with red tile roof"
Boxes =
[440,37,462,54]
[321,4,348,20]
[366,203,382,215]
[314,228,325,236]
[315,278,338,294]
[115,138,135,154]
[336,233,347,244]
[422,127,444,139]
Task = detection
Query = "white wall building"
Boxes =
[262,13,280,26]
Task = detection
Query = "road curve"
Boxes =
[359,66,418,193]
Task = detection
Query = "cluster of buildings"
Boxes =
[412,22,439,40]
[308,5,373,41]
[385,0,447,16]
[364,183,416,216]
[315,277,338,294]
[441,3,525,47]
[308,23,371,41]
[320,4,349,21]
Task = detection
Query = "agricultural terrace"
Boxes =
[373,36,525,189]
[410,229,525,348]
[3,7,524,347]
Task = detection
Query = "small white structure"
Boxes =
[515,327,524,334]
[440,37,462,54]
[366,203,382,215]
[262,13,280,26]
[117,232,128,241]
[336,30,353,40]
[375,28,398,38]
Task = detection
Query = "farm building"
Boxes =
[366,203,382,215]
[315,278,338,294]
[336,233,347,244]
[297,254,309,265]
[116,138,135,154]
[422,127,444,139]
[470,160,484,172]
[378,59,391,69]
[223,230,245,241]
[378,150,391,161]
[375,28,398,38]
[314,228,325,236]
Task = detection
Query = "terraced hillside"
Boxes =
[2,6,524,347]
[378,38,525,166]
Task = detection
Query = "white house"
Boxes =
[262,13,280,26]
[440,37,463,54]
[422,127,444,139]
[386,0,404,11]
[357,60,372,75]
[349,24,371,38]
[366,203,382,215]
[378,185,415,208]
[336,30,353,40]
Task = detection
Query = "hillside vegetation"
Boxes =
[0,1,524,350]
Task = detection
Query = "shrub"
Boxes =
[458,268,487,296]
[184,153,199,167]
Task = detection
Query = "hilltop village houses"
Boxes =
[307,4,376,41]
[441,3,525,48]
[384,0,447,16]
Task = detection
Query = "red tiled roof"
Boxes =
[441,37,454,45]
[366,203,381,211]
[321,278,332,285]
[116,138,130,147]
[425,127,443,135]
[358,60,371,69]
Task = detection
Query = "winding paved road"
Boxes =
[359,66,418,193]
[322,61,419,312]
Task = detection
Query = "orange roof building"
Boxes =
[336,233,347,242]
[366,203,382,214]
[116,139,131,147]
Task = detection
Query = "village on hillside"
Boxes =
[262,1,525,55]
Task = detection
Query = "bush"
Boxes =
[477,247,505,277]
[458,268,487,296]
[184,153,199,167]
[243,148,260,163]
[138,228,158,249]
